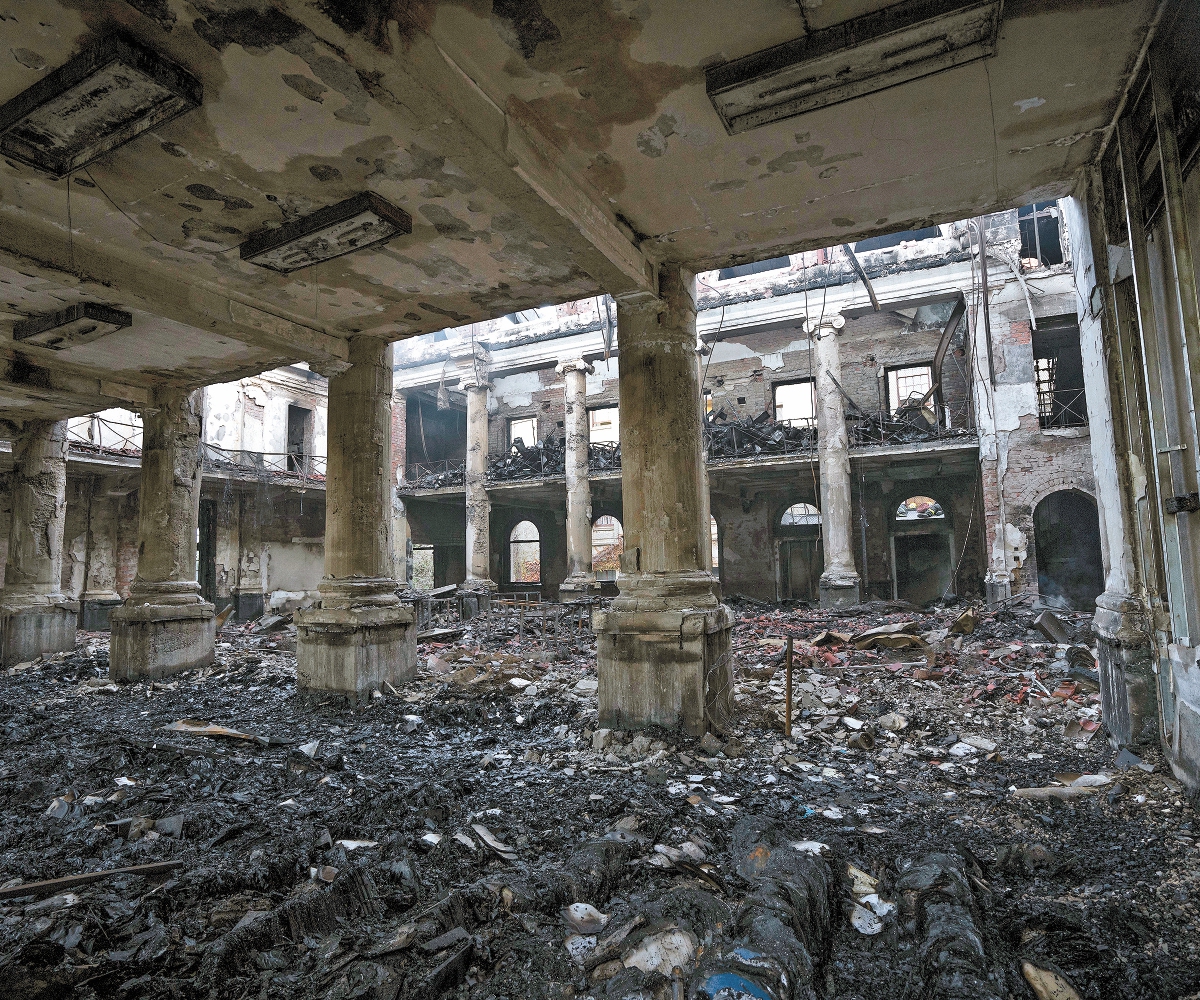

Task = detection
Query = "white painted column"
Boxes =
[462,376,495,592]
[811,315,861,606]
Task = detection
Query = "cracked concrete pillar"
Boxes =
[461,374,496,611]
[234,489,264,621]
[110,392,214,678]
[558,358,596,599]
[296,338,415,700]
[0,420,77,665]
[594,266,733,736]
[811,315,861,607]
[80,483,122,630]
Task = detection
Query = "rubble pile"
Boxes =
[0,603,1197,1000]
[487,438,566,482]
[403,464,466,491]
[704,409,816,462]
[586,443,621,474]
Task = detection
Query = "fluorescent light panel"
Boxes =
[240,192,413,272]
[0,36,202,176]
[706,0,1003,135]
[13,303,133,350]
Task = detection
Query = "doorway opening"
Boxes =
[1034,490,1104,610]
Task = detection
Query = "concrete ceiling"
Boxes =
[0,0,1158,425]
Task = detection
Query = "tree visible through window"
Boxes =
[592,515,623,582]
[510,521,540,583]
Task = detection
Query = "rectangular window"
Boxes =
[1033,320,1087,428]
[886,365,934,413]
[509,416,538,447]
[1018,202,1064,267]
[588,406,620,444]
[773,380,815,427]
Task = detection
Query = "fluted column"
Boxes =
[594,267,733,736]
[811,314,861,606]
[110,391,214,678]
[0,420,77,664]
[558,358,596,597]
[296,338,415,699]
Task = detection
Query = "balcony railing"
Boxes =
[67,415,142,454]
[402,459,466,490]
[202,443,326,485]
[1038,387,1088,430]
[588,441,621,473]
[704,412,816,463]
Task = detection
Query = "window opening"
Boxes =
[710,516,720,574]
[774,380,816,427]
[509,416,538,447]
[886,365,933,414]
[717,255,790,281]
[1018,202,1064,267]
[588,406,620,444]
[286,404,311,473]
[1033,320,1087,429]
[781,503,822,526]
[509,520,541,584]
[896,496,944,520]
[853,226,941,252]
[592,515,623,582]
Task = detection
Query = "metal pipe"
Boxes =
[784,637,793,738]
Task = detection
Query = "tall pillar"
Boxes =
[110,392,215,678]
[295,338,415,699]
[80,484,123,630]
[558,358,596,598]
[461,374,496,610]
[594,267,733,736]
[811,315,861,606]
[234,489,264,621]
[0,420,77,664]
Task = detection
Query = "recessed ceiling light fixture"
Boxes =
[13,303,133,350]
[0,35,202,177]
[239,192,413,272]
[706,0,1002,135]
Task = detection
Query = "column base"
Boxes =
[0,600,78,666]
[80,597,124,632]
[1093,592,1157,746]
[296,603,416,701]
[110,600,216,680]
[458,580,498,619]
[594,604,734,737]
[819,574,860,609]
[558,574,598,600]
[234,591,265,622]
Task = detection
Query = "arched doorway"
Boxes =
[1034,490,1104,610]
[509,520,541,584]
[892,495,953,606]
[778,503,822,601]
[591,515,623,583]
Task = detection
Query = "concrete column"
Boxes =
[594,267,733,736]
[110,392,215,678]
[461,375,496,612]
[811,315,861,606]
[295,338,415,699]
[80,486,123,630]
[1065,184,1159,746]
[558,358,596,598]
[234,489,264,621]
[0,420,77,664]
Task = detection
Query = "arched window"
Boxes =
[509,520,540,583]
[896,496,944,520]
[592,516,623,582]
[710,516,720,574]
[781,502,821,526]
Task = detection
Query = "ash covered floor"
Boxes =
[2,602,1198,1000]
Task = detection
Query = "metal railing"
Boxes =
[401,459,466,490]
[202,443,327,485]
[588,441,621,473]
[66,415,142,454]
[1038,387,1088,430]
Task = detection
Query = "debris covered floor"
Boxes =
[3,603,1198,1000]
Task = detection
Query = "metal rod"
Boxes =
[784,637,793,738]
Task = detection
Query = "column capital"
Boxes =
[804,313,846,336]
[461,375,493,392]
[556,358,595,376]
